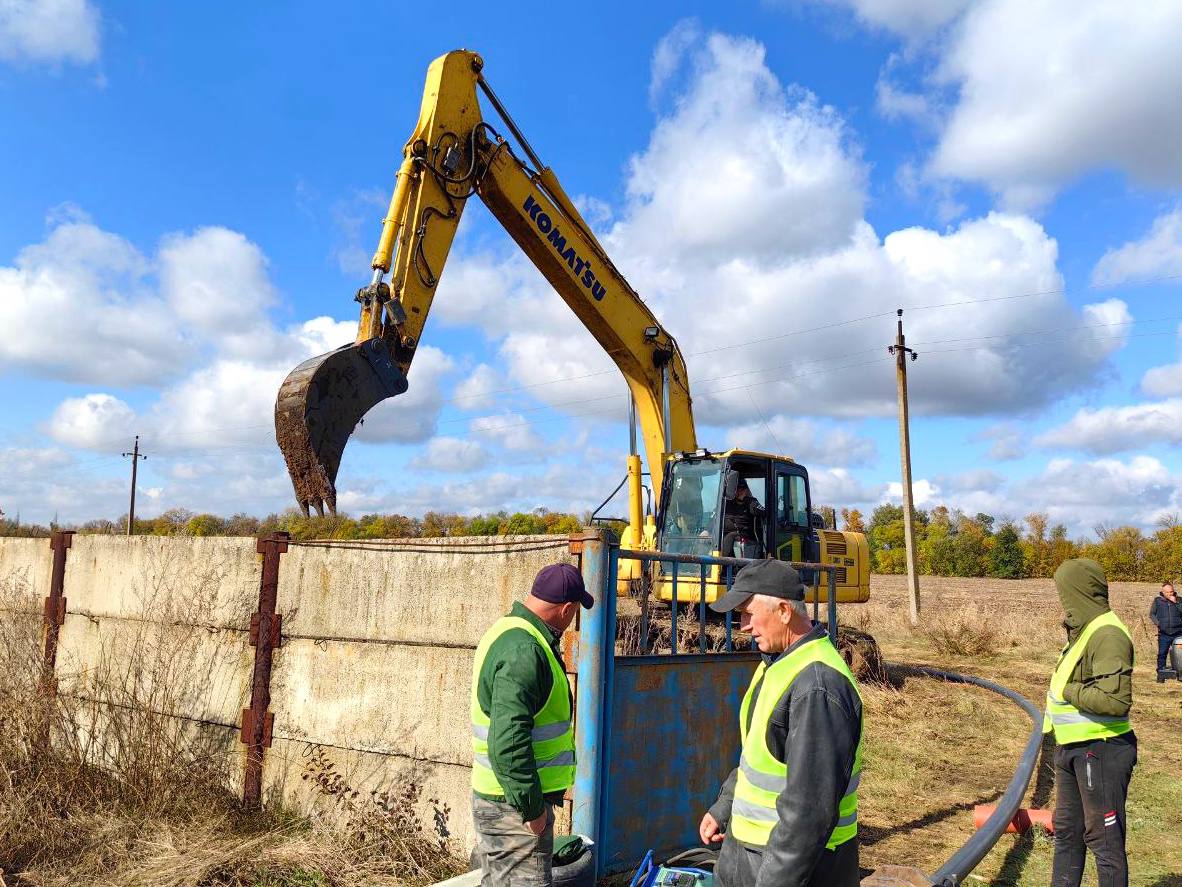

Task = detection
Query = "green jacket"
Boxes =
[472,601,567,821]
[1054,558,1134,719]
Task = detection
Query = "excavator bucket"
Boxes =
[274,337,408,516]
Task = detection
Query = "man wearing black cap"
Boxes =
[699,560,863,887]
[470,562,594,886]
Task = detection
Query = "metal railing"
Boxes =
[619,548,841,653]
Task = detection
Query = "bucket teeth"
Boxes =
[274,337,408,515]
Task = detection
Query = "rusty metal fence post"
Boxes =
[241,531,289,808]
[37,530,74,753]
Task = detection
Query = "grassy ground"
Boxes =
[855,576,1182,886]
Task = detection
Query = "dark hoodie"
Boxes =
[1053,558,1134,720]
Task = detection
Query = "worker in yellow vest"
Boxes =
[700,560,863,887]
[470,563,593,886]
[1044,558,1136,887]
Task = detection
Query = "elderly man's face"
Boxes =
[739,597,791,654]
[1165,584,1176,601]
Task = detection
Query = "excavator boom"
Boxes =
[275,49,872,605]
[276,50,695,517]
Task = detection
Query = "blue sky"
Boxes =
[2,0,1182,536]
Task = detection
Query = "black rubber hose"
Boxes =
[888,665,1045,887]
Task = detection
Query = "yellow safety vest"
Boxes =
[470,616,576,796]
[1043,610,1133,745]
[731,636,863,850]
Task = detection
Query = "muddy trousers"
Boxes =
[472,794,555,887]
[1052,732,1137,887]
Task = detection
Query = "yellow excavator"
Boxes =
[274,49,868,604]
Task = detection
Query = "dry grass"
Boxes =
[0,564,464,887]
[918,603,1018,658]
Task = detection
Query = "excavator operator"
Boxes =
[723,479,765,558]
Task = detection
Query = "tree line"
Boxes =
[5,503,1178,582]
[0,507,585,542]
[848,504,1182,582]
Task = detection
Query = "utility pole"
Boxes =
[122,436,147,536]
[888,309,921,624]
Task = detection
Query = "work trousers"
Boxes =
[1052,732,1137,887]
[716,835,859,887]
[1156,632,1180,671]
[472,794,554,887]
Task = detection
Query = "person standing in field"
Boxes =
[469,563,592,887]
[1149,580,1182,681]
[1045,558,1136,887]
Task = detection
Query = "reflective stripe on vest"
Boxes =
[1042,610,1133,745]
[470,615,575,796]
[731,636,863,850]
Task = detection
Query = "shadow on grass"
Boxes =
[1146,878,1182,887]
[860,790,1002,849]
[992,734,1056,886]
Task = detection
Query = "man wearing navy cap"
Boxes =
[699,559,863,887]
[470,562,594,886]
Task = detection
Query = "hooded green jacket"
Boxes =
[1053,558,1134,719]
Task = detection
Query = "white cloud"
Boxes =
[875,76,930,124]
[0,214,185,385]
[0,214,320,386]
[433,31,1126,445]
[407,437,489,473]
[1137,309,1182,398]
[1025,455,1177,532]
[0,445,126,526]
[149,360,287,450]
[649,18,702,106]
[812,0,973,40]
[1141,344,1182,399]
[290,316,356,357]
[886,477,939,507]
[1092,206,1182,286]
[45,393,136,450]
[351,346,456,445]
[928,1,1182,205]
[618,32,867,264]
[336,462,619,518]
[0,0,100,66]
[722,416,877,467]
[936,467,1004,494]
[973,423,1026,461]
[330,188,387,274]
[809,467,887,507]
[158,227,278,358]
[469,412,546,453]
[452,364,504,411]
[0,445,70,476]
[1036,399,1182,455]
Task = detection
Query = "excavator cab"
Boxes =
[653,450,869,606]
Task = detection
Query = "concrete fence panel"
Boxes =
[0,534,577,854]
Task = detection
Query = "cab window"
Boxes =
[776,473,809,528]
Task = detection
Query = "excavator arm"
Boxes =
[275,49,696,524]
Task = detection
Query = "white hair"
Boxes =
[752,594,810,619]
